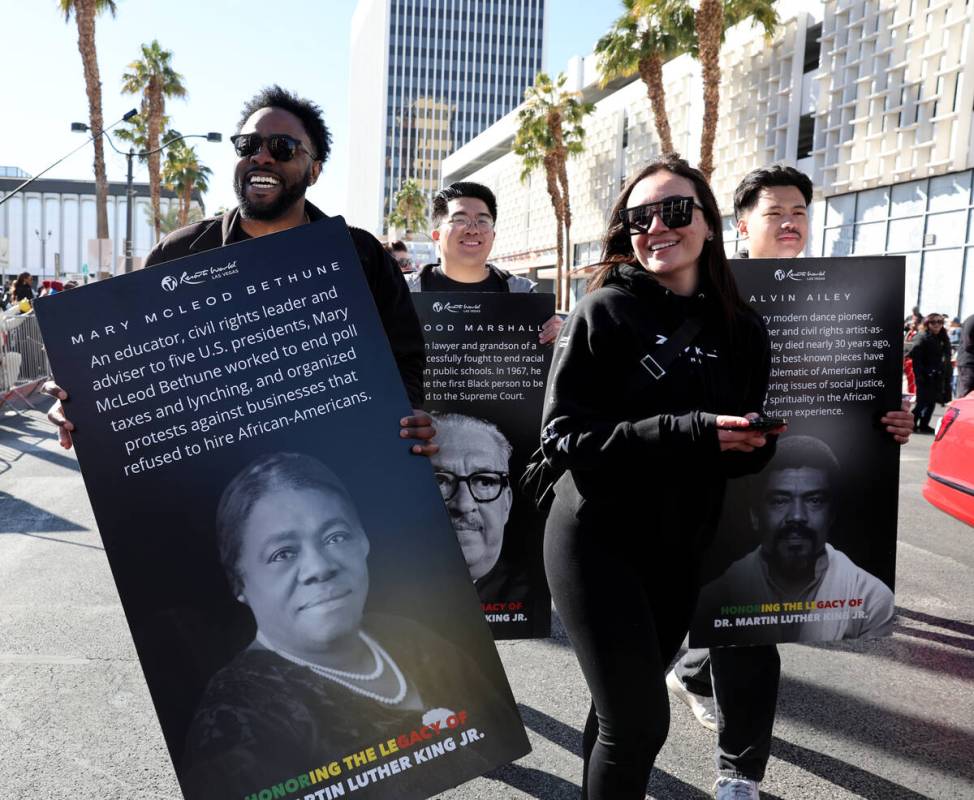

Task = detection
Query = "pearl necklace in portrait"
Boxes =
[257,631,408,706]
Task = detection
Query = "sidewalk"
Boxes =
[0,404,971,799]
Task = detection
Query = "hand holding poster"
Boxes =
[413,293,554,639]
[35,218,529,800]
[690,256,904,648]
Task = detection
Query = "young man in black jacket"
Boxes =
[406,181,562,344]
[666,165,914,800]
[45,86,435,455]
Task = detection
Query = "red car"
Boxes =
[924,393,974,526]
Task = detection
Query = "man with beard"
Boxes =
[695,435,894,645]
[45,86,434,454]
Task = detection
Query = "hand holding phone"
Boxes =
[746,415,787,431]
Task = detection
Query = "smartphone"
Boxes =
[747,416,788,431]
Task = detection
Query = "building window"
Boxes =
[803,23,822,73]
[796,113,815,159]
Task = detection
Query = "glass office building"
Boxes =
[347,0,546,233]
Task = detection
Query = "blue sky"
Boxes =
[4,1,618,220]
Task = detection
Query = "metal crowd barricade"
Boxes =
[1,309,51,412]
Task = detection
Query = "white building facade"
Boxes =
[346,0,547,234]
[442,0,974,319]
[0,167,200,282]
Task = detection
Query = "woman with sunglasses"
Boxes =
[909,313,953,433]
[541,156,779,799]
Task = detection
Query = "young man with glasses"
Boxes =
[407,182,562,344]
[45,85,435,455]
[665,164,914,800]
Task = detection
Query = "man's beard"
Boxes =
[234,166,310,221]
[769,523,820,577]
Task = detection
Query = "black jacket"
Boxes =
[144,202,425,406]
[957,315,974,371]
[541,264,773,541]
[909,330,951,381]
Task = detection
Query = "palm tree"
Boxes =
[694,0,725,182]
[58,0,117,241]
[115,112,171,160]
[121,41,187,239]
[162,139,212,227]
[595,0,695,157]
[626,0,778,182]
[153,204,204,236]
[514,72,593,310]
[386,179,428,235]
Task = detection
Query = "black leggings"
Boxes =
[544,496,700,800]
[914,376,941,428]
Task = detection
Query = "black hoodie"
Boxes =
[541,263,773,543]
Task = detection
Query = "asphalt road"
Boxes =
[0,405,971,799]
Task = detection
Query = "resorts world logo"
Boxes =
[431,301,482,314]
[773,268,827,283]
[160,260,239,292]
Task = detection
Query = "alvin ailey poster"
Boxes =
[690,256,904,648]
[35,218,530,800]
[412,292,554,639]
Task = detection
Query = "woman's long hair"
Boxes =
[588,155,744,328]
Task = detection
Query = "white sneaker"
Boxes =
[714,777,760,799]
[665,668,718,732]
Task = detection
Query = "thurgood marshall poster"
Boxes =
[690,256,904,648]
[35,218,530,800]
[412,293,554,640]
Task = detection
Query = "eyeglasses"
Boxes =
[230,133,316,162]
[434,471,508,502]
[444,215,495,233]
[619,196,704,234]
[928,320,944,326]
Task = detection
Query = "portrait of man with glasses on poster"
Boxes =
[430,413,514,589]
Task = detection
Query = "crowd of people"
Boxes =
[38,85,958,800]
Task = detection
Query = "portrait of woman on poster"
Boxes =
[181,452,503,798]
[540,155,780,799]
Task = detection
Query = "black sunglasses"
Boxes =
[230,133,316,162]
[619,196,704,234]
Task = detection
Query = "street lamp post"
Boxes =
[69,123,222,274]
[0,110,138,208]
[33,229,52,277]
[119,132,222,273]
[125,147,135,274]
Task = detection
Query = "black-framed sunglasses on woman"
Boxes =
[619,195,705,234]
[230,133,317,162]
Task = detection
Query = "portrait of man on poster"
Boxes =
[696,435,894,645]
[430,413,514,585]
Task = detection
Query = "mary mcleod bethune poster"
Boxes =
[412,293,554,640]
[690,256,904,649]
[35,218,530,800]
